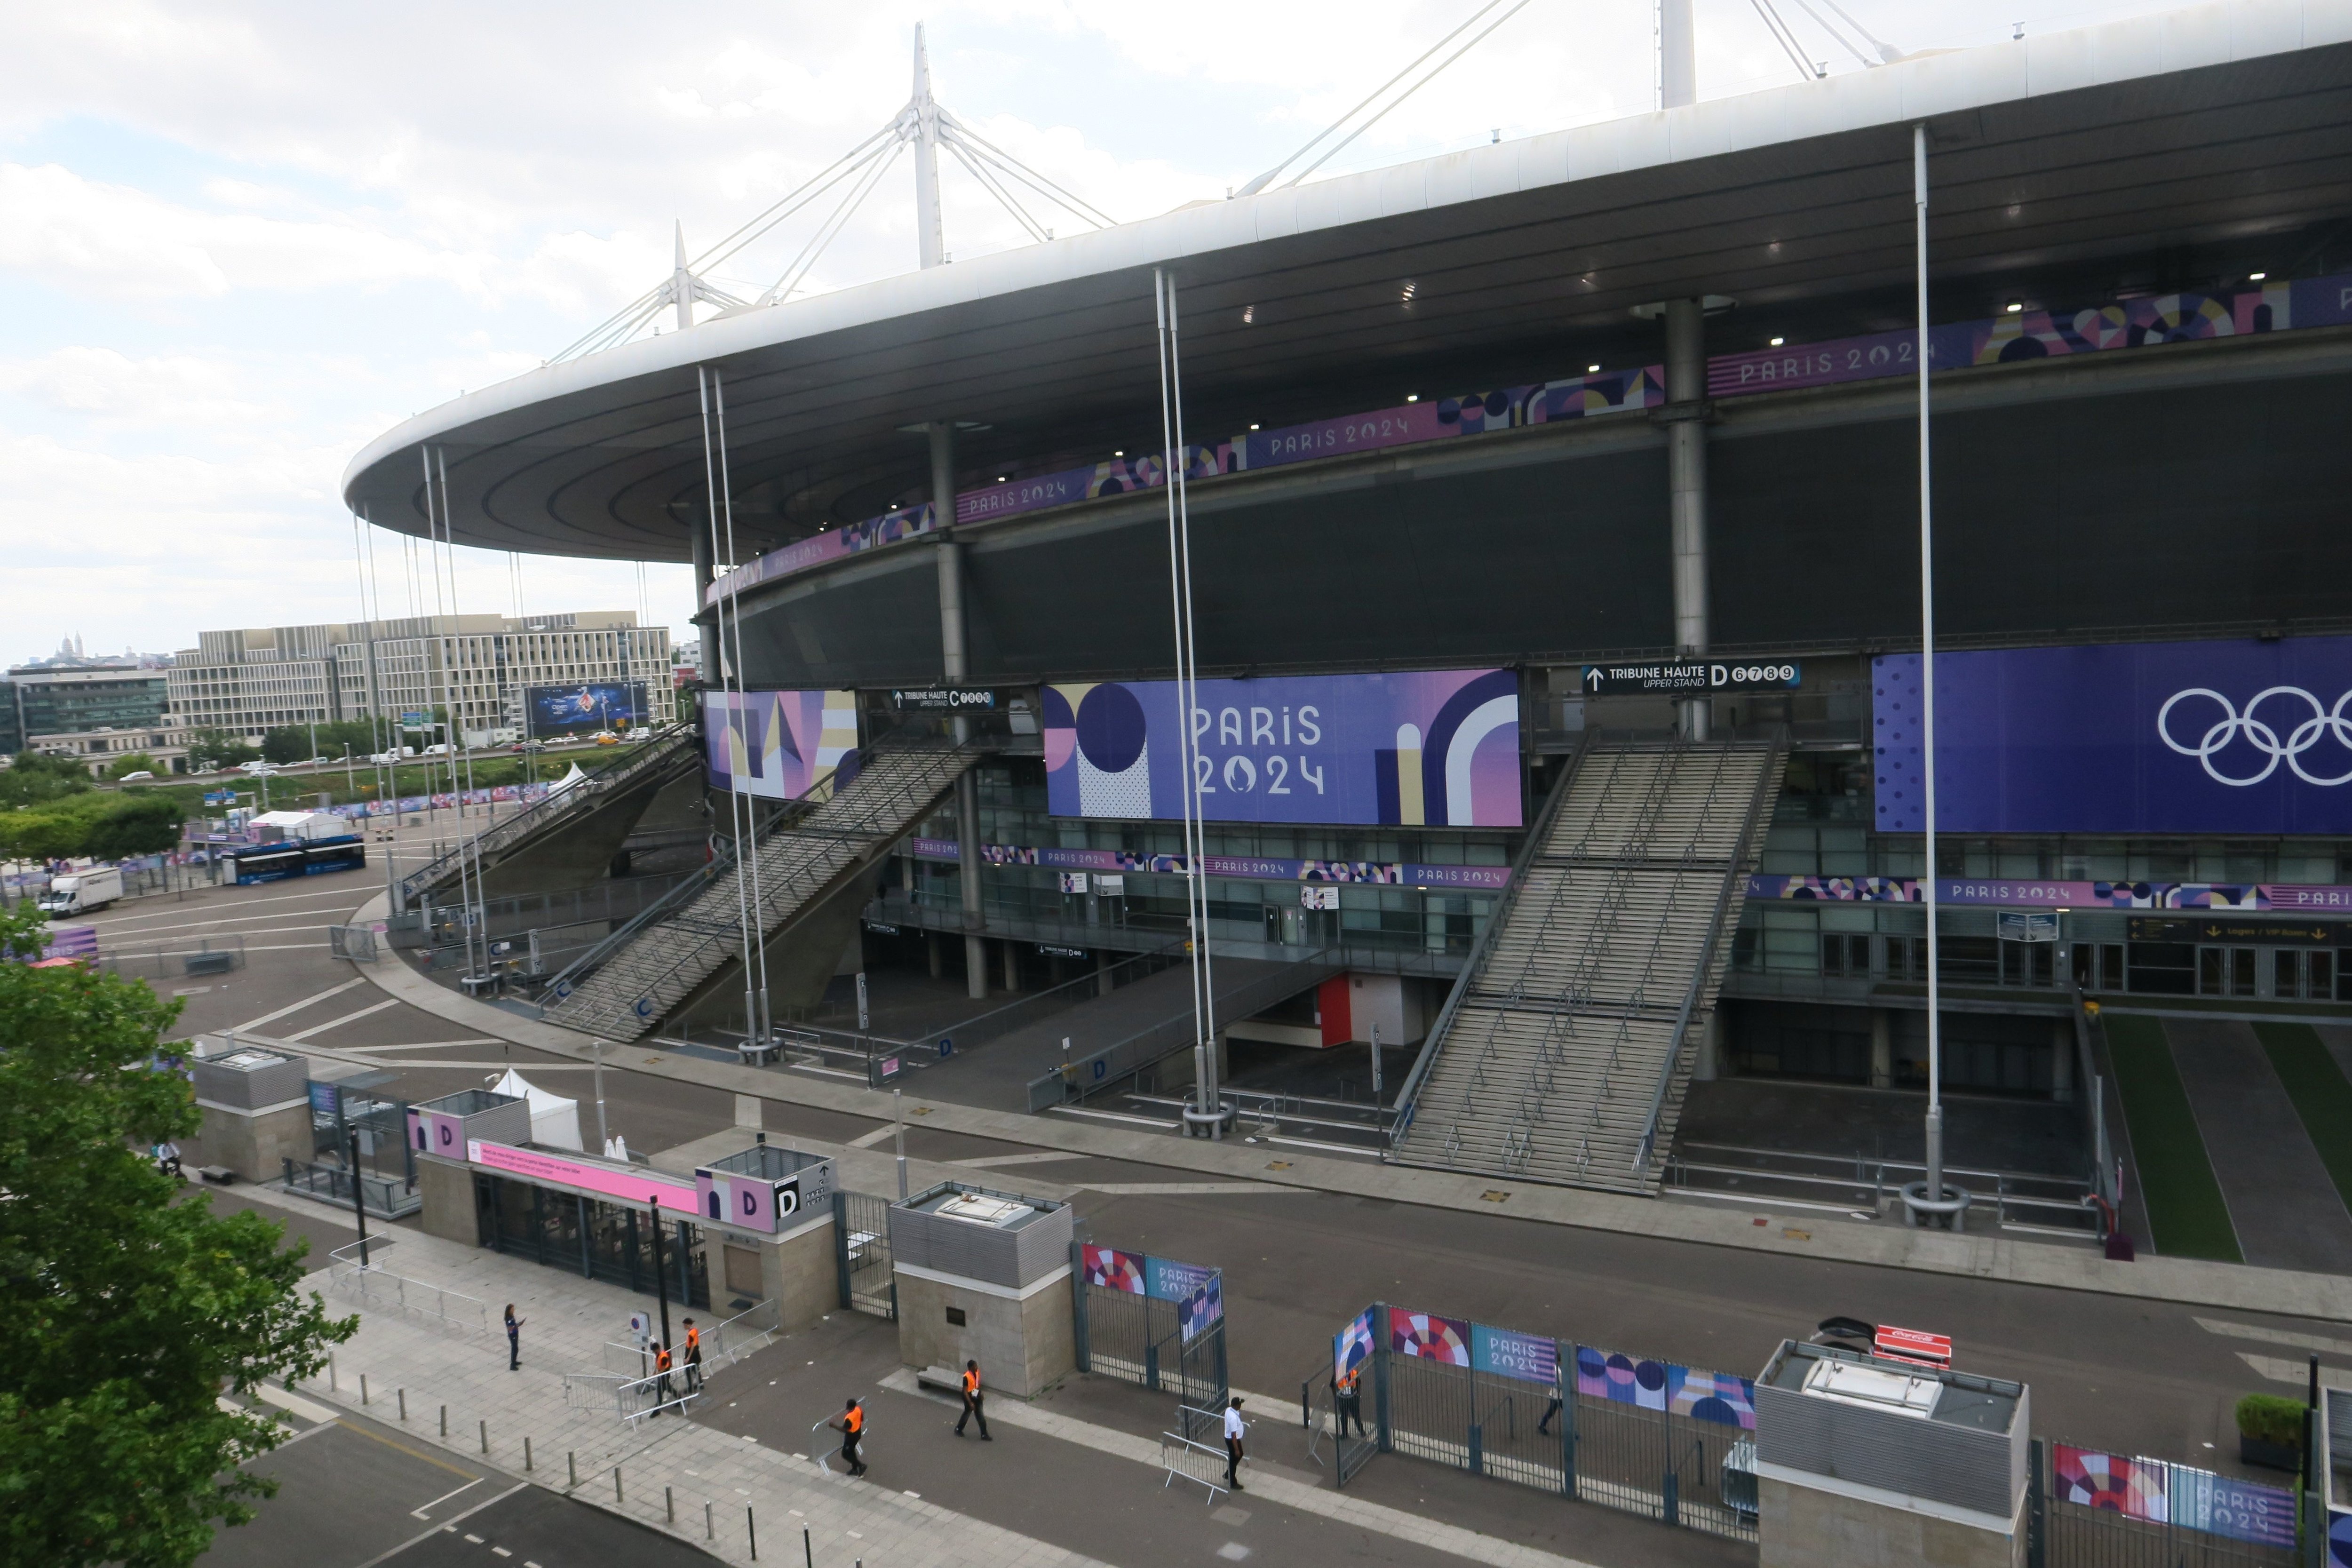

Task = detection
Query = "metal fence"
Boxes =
[1074,1280,1228,1417]
[326,1250,491,1338]
[282,1156,421,1219]
[96,932,248,980]
[833,1191,895,1319]
[328,925,381,961]
[1328,1307,1758,1546]
[2034,1439,2306,1568]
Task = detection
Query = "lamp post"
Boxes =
[347,1127,371,1268]
[648,1197,672,1350]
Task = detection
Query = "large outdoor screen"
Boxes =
[705,689,859,800]
[1044,670,1521,827]
[527,682,647,736]
[1874,635,2352,835]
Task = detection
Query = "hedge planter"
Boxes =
[2236,1393,2306,1472]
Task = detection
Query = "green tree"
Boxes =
[0,752,94,810]
[257,729,310,765]
[0,899,355,1566]
[184,730,258,771]
[0,795,184,863]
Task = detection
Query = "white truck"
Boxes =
[40,865,125,915]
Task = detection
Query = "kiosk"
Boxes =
[888,1181,1074,1398]
[1752,1337,2028,1568]
[183,1041,311,1181]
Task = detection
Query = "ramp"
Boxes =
[1391,734,1784,1194]
[396,724,703,909]
[542,738,984,1041]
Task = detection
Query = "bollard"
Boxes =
[440,1405,447,1439]
[568,1451,577,1488]
[479,1420,488,1455]
[360,1374,369,1406]
[615,1468,623,1505]
[802,1523,811,1568]
[706,1501,714,1540]
[329,1355,337,1393]
[398,1388,407,1421]
[524,1437,532,1472]
[666,1486,674,1524]
[745,1508,755,1560]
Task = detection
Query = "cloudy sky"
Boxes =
[0,0,2183,663]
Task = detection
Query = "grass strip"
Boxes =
[2252,1022,2352,1218]
[2103,1015,2241,1262]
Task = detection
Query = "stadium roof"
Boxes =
[343,1,2352,565]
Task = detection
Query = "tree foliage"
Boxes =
[104,754,161,781]
[0,793,185,863]
[259,722,381,766]
[0,752,94,810]
[0,900,355,1568]
[184,730,258,770]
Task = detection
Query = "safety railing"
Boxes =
[1387,732,1590,1149]
[1159,1430,1233,1504]
[395,722,698,907]
[94,932,249,980]
[326,1256,492,1338]
[1630,730,1786,1176]
[704,1298,781,1366]
[282,1156,420,1219]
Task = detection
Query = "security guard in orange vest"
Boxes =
[682,1318,703,1393]
[652,1342,676,1413]
[1335,1362,1367,1438]
[829,1397,868,1477]
[955,1359,991,1440]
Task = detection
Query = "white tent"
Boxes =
[490,1068,584,1151]
[249,809,346,842]
[548,763,589,796]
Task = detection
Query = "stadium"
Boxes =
[342,2,2352,1212]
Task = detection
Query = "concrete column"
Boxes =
[926,931,942,979]
[1097,947,1112,999]
[933,419,988,1001]
[1659,0,1697,109]
[1869,1010,1893,1090]
[1665,297,1711,741]
[1002,940,1019,993]
[2051,1017,2075,1104]
[1693,1009,1720,1081]
[691,510,716,664]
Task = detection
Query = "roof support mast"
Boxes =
[913,24,946,270]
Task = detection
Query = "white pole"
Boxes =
[699,367,762,1051]
[1166,276,1219,1134]
[911,26,946,269]
[713,373,776,1048]
[1659,0,1697,109]
[1155,270,1212,1139]
[1915,124,1945,1214]
[894,1088,907,1201]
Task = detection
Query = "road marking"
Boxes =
[256,1381,338,1424]
[173,986,212,996]
[2237,1352,2352,1389]
[230,978,366,1032]
[332,1418,479,1479]
[2196,1316,2352,1359]
[845,1126,897,1148]
[950,1151,1096,1168]
[341,1039,506,1051]
[412,1477,487,1519]
[1068,1182,1283,1195]
[285,997,404,1041]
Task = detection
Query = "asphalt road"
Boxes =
[202,1411,717,1568]
[84,868,2352,1485]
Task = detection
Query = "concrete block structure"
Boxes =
[888,1182,1074,1398]
[183,1043,312,1181]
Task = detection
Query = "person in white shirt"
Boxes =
[1222,1396,1247,1490]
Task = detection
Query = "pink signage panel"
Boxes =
[468,1139,699,1215]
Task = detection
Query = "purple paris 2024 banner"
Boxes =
[1045,669,1522,828]
[904,837,1512,890]
[704,689,860,801]
[1874,634,2352,836]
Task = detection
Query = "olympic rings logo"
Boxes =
[2157,687,2352,787]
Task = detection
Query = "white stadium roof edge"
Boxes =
[342,0,2352,565]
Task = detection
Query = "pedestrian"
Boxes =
[829,1397,868,1477]
[955,1359,991,1440]
[503,1305,524,1371]
[1335,1363,1367,1437]
[651,1341,675,1413]
[1222,1395,1247,1491]
[1536,1393,1563,1437]
[683,1317,702,1394]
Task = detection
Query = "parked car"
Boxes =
[423,742,452,756]
[592,731,620,746]
[116,770,155,781]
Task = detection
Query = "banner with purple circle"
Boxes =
[1390,1309,1472,1366]
[1045,669,1521,827]
[1181,1275,1224,1345]
[1335,1307,1376,1384]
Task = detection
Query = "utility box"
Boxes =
[182,1041,314,1181]
[1753,1339,2028,1568]
[889,1182,1075,1398]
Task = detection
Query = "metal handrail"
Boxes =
[541,731,978,1017]
[1631,729,1787,1175]
[395,722,699,907]
[327,1258,493,1337]
[1387,730,1593,1151]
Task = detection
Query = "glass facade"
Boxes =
[472,1174,710,1309]
[10,670,169,737]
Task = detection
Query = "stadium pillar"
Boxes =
[1659,0,1697,110]
[933,419,988,1000]
[1664,297,1711,741]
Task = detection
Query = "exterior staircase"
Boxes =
[541,737,983,1041]
[396,724,703,909]
[1389,732,1785,1195]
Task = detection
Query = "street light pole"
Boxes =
[347,1127,372,1268]
[648,1197,672,1350]
[1915,122,1950,1221]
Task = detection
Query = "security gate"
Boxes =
[833,1191,895,1319]
[1074,1243,1227,1419]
